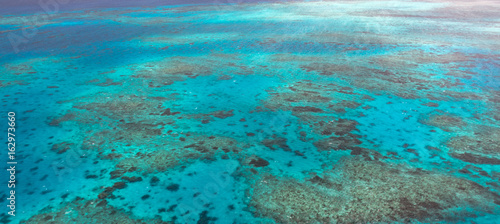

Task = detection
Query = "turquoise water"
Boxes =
[1,0,500,223]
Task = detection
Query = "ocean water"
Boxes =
[1,0,500,223]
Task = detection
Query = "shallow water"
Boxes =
[1,0,500,223]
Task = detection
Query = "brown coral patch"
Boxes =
[447,126,500,157]
[88,78,123,86]
[108,135,243,175]
[51,142,74,154]
[333,157,499,222]
[263,82,334,111]
[299,58,477,101]
[261,136,291,151]
[49,113,77,126]
[292,106,323,113]
[418,111,466,131]
[250,157,499,223]
[313,135,363,151]
[313,118,359,136]
[134,57,212,78]
[250,175,345,223]
[113,149,185,175]
[311,117,363,153]
[450,153,500,165]
[300,63,354,76]
[245,156,270,168]
[118,121,164,139]
[72,95,166,120]
[210,109,235,119]
[160,108,180,116]
[20,197,171,224]
[328,100,362,113]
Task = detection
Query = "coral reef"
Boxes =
[3,0,499,223]
[447,125,500,165]
[20,197,171,224]
[131,57,212,86]
[250,157,500,223]
[250,175,346,223]
[418,111,466,132]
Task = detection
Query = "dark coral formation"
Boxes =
[263,81,370,115]
[447,125,500,165]
[48,89,246,172]
[315,118,359,136]
[292,106,324,113]
[103,134,244,180]
[450,153,500,165]
[132,57,212,84]
[331,158,499,222]
[313,136,363,152]
[250,157,500,223]
[71,94,173,120]
[418,110,466,132]
[0,58,47,87]
[251,175,345,223]
[246,156,270,167]
[50,142,74,154]
[298,49,492,102]
[20,197,171,224]
[447,125,500,156]
[302,116,365,155]
[261,136,291,151]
